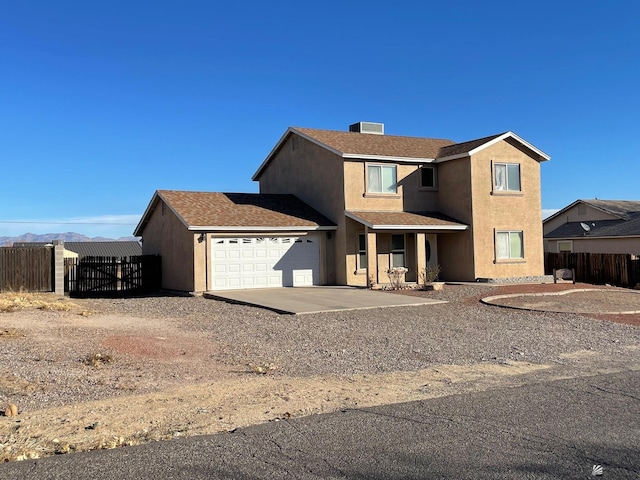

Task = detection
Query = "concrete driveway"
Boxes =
[204,286,445,314]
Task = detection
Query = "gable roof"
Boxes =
[544,199,640,239]
[134,190,336,235]
[544,215,640,239]
[292,127,455,160]
[253,127,550,180]
[345,211,468,231]
[543,199,640,224]
[436,131,550,162]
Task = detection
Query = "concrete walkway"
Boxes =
[204,286,446,314]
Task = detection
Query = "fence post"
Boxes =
[53,241,65,295]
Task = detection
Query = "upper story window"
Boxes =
[420,166,437,189]
[494,163,521,192]
[367,164,397,194]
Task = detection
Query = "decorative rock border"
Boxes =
[481,288,640,315]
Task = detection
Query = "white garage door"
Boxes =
[211,236,320,290]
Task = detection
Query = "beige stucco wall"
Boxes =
[257,134,344,284]
[543,204,617,236]
[140,199,197,292]
[436,158,475,280]
[343,161,439,212]
[257,132,547,284]
[469,138,544,279]
[545,237,640,254]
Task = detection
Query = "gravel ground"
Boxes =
[2,284,639,462]
[75,284,640,377]
[2,284,639,414]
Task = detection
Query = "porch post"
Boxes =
[52,240,65,295]
[366,227,377,287]
[416,232,426,285]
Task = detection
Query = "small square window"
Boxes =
[420,166,437,188]
[557,241,572,253]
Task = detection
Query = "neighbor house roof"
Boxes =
[134,191,337,235]
[13,241,142,258]
[64,241,142,258]
[544,199,640,239]
[252,127,550,181]
[345,211,468,231]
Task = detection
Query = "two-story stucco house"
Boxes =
[135,122,550,292]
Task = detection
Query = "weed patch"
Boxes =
[0,292,77,313]
[85,353,113,367]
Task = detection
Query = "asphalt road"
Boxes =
[2,370,638,479]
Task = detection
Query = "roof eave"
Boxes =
[187,225,337,232]
[252,127,345,181]
[342,153,436,163]
[546,234,640,240]
[345,211,468,231]
[437,131,551,163]
[134,190,191,236]
[543,199,632,225]
[365,225,468,231]
[133,191,161,236]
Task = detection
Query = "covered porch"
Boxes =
[345,211,469,287]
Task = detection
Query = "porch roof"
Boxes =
[345,211,468,231]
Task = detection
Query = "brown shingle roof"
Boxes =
[294,127,455,159]
[437,133,506,158]
[346,211,468,229]
[158,191,336,230]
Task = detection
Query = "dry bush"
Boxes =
[0,292,76,313]
[85,353,113,367]
[247,362,276,375]
[0,328,22,338]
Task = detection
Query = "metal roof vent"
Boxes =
[349,122,384,135]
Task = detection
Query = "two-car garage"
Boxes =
[210,235,321,290]
[135,191,335,293]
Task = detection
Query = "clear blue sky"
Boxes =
[1,1,639,239]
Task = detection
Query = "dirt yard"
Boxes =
[1,284,639,462]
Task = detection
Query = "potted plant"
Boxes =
[386,267,408,290]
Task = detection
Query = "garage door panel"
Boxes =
[211,236,321,290]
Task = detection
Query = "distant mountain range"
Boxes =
[0,232,140,246]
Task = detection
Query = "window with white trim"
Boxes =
[391,234,405,267]
[420,165,437,188]
[496,231,524,259]
[357,234,367,270]
[367,164,397,194]
[494,163,521,191]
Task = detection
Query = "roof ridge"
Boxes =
[292,126,454,143]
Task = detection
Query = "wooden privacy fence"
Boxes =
[0,247,53,292]
[545,252,640,288]
[65,255,162,297]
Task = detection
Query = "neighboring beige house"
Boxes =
[543,199,640,254]
[135,122,550,292]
